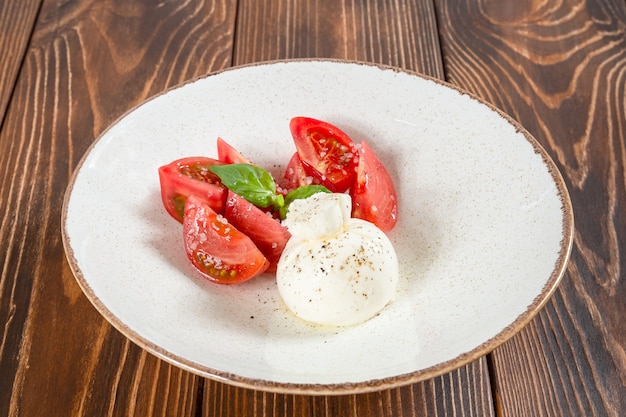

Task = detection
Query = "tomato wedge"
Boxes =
[289,117,359,193]
[350,141,398,232]
[223,191,291,273]
[158,157,228,223]
[216,137,251,164]
[183,195,269,284]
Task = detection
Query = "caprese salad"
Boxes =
[158,117,400,326]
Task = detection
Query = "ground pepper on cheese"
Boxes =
[276,192,399,326]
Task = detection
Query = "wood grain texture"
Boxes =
[234,0,444,77]
[0,0,41,122]
[435,0,626,415]
[0,0,236,415]
[10,0,625,415]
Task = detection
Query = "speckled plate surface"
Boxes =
[62,60,573,395]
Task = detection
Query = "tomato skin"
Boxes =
[216,137,251,164]
[289,117,359,193]
[158,157,228,223]
[223,191,291,273]
[350,141,398,232]
[183,195,269,284]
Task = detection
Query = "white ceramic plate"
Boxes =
[62,60,573,395]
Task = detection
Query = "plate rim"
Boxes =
[61,58,574,395]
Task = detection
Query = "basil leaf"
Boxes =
[280,185,331,219]
[210,163,279,208]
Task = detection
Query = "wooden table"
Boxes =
[1,1,624,415]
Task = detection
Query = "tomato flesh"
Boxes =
[183,195,269,284]
[280,152,311,192]
[216,137,251,164]
[158,157,228,223]
[350,141,398,232]
[223,191,291,273]
[290,117,358,193]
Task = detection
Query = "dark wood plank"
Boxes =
[197,1,496,416]
[0,0,41,121]
[233,0,444,77]
[435,0,626,415]
[0,0,237,415]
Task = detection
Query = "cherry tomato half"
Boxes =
[158,157,228,223]
[223,191,291,273]
[350,141,398,232]
[183,195,269,284]
[289,117,359,193]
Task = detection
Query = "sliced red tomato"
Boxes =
[223,191,291,273]
[216,137,251,164]
[280,152,311,192]
[350,141,398,232]
[183,195,269,284]
[158,157,228,223]
[289,117,359,193]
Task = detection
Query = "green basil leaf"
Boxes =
[210,163,279,208]
[279,185,331,219]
